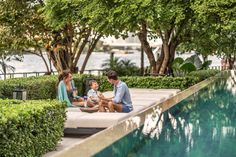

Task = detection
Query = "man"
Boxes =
[99,70,133,113]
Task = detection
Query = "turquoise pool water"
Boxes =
[94,76,236,157]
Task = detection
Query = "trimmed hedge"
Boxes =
[187,69,220,81]
[0,99,66,157]
[0,69,219,100]
[0,75,58,100]
[97,76,200,91]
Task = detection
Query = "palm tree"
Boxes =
[102,57,122,70]
[0,52,22,80]
[102,57,140,76]
[119,59,140,76]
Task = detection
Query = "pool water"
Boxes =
[94,75,236,157]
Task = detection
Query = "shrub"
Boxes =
[0,75,87,100]
[0,70,219,100]
[0,76,58,100]
[187,69,220,81]
[96,76,200,91]
[0,99,66,157]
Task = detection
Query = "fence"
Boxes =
[0,66,229,80]
[0,69,105,80]
[210,65,236,71]
[210,66,222,71]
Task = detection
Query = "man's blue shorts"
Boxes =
[122,105,132,113]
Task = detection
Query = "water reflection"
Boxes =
[142,107,163,139]
[94,72,236,157]
[226,71,236,95]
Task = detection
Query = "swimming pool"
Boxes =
[94,73,236,157]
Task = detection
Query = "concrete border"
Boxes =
[51,77,217,157]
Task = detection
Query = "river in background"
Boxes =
[5,51,221,73]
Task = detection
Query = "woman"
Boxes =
[57,69,84,107]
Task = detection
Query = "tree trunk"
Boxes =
[80,35,102,74]
[38,49,50,73]
[138,23,157,74]
[46,48,60,72]
[202,55,208,63]
[140,45,144,75]
[72,29,91,68]
[159,42,170,75]
[228,56,235,70]
[169,42,177,65]
[156,46,164,73]
[1,55,6,80]
[44,27,101,74]
[158,29,179,75]
[47,54,53,73]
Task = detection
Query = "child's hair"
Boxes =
[88,80,97,87]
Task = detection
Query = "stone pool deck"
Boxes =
[43,88,180,157]
[64,88,180,130]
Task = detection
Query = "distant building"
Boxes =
[101,33,162,53]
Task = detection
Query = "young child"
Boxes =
[87,80,104,107]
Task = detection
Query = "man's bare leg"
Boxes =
[99,99,109,112]
[108,101,114,112]
[108,101,122,112]
[113,104,123,112]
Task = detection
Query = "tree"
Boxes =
[0,0,103,74]
[186,0,236,69]
[85,0,196,75]
[41,0,103,73]
[0,0,53,73]
[0,26,23,79]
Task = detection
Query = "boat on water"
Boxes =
[110,48,134,54]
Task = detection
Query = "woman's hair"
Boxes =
[57,69,71,87]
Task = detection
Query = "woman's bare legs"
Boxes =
[72,101,84,107]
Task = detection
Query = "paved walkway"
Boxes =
[43,135,89,157]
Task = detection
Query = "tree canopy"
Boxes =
[0,0,236,74]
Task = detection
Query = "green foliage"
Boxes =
[180,62,197,73]
[0,99,66,157]
[0,74,106,99]
[187,69,220,81]
[185,54,202,69]
[84,0,196,74]
[0,0,47,49]
[122,76,200,90]
[172,55,213,77]
[0,75,58,99]
[96,76,201,91]
[0,70,219,100]
[42,0,81,30]
[179,1,236,65]
[172,57,197,77]
[201,60,212,70]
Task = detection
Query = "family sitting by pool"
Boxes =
[57,69,133,113]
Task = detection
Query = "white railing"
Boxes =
[0,69,105,80]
